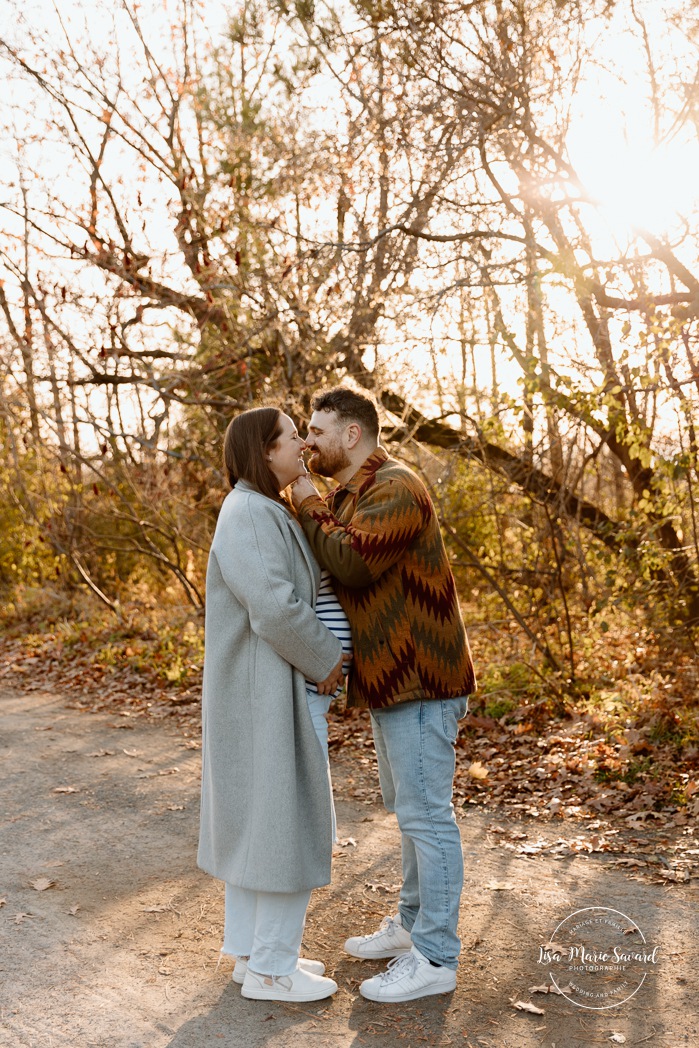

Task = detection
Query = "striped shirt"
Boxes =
[305,570,353,696]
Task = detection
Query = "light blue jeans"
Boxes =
[370,696,468,970]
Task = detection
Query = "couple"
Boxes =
[197,386,476,1005]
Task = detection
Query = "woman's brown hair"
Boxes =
[222,406,285,502]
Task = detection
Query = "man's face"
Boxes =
[304,410,352,478]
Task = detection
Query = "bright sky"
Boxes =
[4,0,696,245]
[565,0,699,243]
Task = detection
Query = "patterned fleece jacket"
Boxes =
[297,447,476,709]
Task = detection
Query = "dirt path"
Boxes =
[1,685,696,1048]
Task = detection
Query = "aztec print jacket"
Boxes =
[297,447,476,709]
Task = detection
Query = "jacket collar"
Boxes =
[233,479,292,516]
[330,446,388,498]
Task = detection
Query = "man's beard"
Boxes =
[307,444,351,478]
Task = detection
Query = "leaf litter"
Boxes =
[3,622,698,886]
[30,877,56,892]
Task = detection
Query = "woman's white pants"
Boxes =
[222,691,334,975]
[222,884,312,976]
[305,689,337,842]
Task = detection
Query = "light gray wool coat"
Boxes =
[197,480,342,893]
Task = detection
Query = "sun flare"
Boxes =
[568,113,699,239]
[565,13,699,241]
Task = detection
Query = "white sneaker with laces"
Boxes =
[359,945,457,1002]
[241,965,338,1002]
[232,956,325,984]
[344,913,413,959]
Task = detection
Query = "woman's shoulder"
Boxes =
[217,485,292,529]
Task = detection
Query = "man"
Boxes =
[290,386,475,1003]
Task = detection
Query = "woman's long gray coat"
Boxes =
[197,481,342,893]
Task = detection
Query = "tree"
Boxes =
[1,0,698,641]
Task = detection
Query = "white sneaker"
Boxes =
[344,914,413,959]
[232,956,325,985]
[241,965,338,1002]
[359,945,457,1002]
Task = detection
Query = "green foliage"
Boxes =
[0,0,698,682]
[593,757,652,785]
[0,589,205,696]
[473,662,544,716]
[0,441,68,594]
[483,694,519,721]
[92,618,205,689]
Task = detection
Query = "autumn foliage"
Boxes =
[0,0,698,823]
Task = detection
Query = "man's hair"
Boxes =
[310,386,380,442]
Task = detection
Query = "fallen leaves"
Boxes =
[656,868,691,883]
[364,882,401,894]
[467,761,489,780]
[7,912,34,924]
[3,616,699,852]
[30,877,55,892]
[448,668,699,826]
[481,819,699,883]
[0,625,203,725]
[625,811,665,825]
[529,982,571,995]
[511,999,545,1015]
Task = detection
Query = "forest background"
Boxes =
[1,0,699,824]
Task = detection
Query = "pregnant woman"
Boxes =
[197,406,344,1003]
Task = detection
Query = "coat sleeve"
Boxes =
[213,497,342,682]
[297,473,432,588]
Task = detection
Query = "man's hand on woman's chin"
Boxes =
[290,474,320,509]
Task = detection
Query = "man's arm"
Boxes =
[216,495,343,681]
[291,471,432,588]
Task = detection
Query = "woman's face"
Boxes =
[267,413,307,490]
